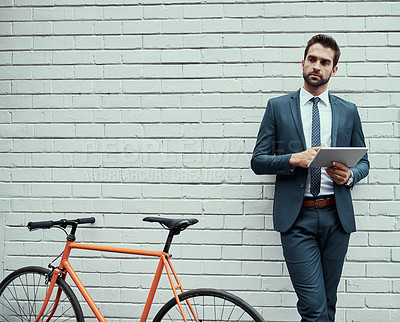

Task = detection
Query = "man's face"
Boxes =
[302,43,338,89]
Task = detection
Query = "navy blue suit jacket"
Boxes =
[251,90,369,233]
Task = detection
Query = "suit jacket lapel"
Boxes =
[330,93,340,147]
[289,89,307,150]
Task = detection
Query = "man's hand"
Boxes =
[290,147,321,169]
[325,162,351,185]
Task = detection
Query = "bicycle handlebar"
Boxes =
[27,217,95,231]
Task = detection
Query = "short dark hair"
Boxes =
[304,34,341,67]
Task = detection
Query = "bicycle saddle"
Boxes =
[143,217,198,235]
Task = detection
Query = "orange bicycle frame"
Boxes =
[34,240,198,322]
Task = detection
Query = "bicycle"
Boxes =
[0,216,265,321]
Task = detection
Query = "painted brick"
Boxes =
[0,52,12,65]
[336,293,364,308]
[0,124,33,137]
[366,78,400,92]
[356,215,397,231]
[346,247,391,262]
[143,124,183,138]
[183,34,223,48]
[0,183,30,197]
[0,8,32,21]
[13,22,51,35]
[32,153,73,167]
[368,169,398,184]
[72,183,101,198]
[242,18,282,33]
[202,200,242,214]
[201,19,241,33]
[123,21,159,36]
[121,50,159,64]
[122,80,161,93]
[347,33,387,47]
[0,0,13,6]
[224,4,264,18]
[223,34,263,48]
[74,36,103,50]
[33,7,74,21]
[367,108,400,122]
[103,6,141,20]
[183,5,223,18]
[161,79,201,93]
[370,201,400,215]
[366,17,400,31]
[183,124,223,138]
[94,51,122,64]
[203,139,245,153]
[367,263,400,278]
[0,36,33,50]
[12,80,51,94]
[121,109,161,123]
[93,80,121,94]
[200,48,241,63]
[369,138,399,153]
[94,21,122,35]
[33,66,74,79]
[104,36,142,49]
[11,110,51,124]
[347,3,391,16]
[34,36,74,50]
[53,51,93,64]
[369,232,400,247]
[144,5,184,19]
[73,6,102,20]
[0,139,11,152]
[142,65,182,79]
[393,248,400,262]
[347,62,387,77]
[0,66,32,80]
[161,109,200,123]
[347,278,391,293]
[161,49,201,64]
[366,294,400,309]
[367,47,400,62]
[104,65,141,79]
[102,95,141,108]
[306,2,345,16]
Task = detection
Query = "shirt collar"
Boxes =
[300,87,329,107]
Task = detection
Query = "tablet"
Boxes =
[308,147,368,168]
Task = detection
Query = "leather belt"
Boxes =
[302,197,335,208]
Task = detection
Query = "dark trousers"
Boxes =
[280,204,350,322]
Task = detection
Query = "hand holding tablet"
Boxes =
[307,147,368,168]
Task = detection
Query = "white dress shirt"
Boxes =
[299,87,334,197]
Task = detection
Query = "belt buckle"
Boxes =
[314,198,324,208]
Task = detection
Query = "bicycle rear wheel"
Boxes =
[0,266,84,322]
[153,288,264,322]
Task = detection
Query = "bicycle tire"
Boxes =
[0,266,84,322]
[153,288,265,322]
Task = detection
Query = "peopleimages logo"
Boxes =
[76,139,245,168]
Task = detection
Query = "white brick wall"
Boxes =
[1,1,399,321]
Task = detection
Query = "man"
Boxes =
[251,34,369,321]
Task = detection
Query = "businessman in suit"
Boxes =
[251,34,369,321]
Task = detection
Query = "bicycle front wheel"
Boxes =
[153,288,264,322]
[0,266,84,322]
